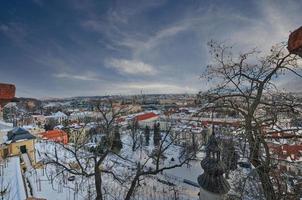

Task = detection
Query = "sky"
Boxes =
[0,0,301,98]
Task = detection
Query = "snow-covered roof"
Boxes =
[50,111,67,118]
[7,127,36,143]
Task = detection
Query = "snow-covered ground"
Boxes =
[0,156,26,200]
[27,130,204,200]
[0,120,13,132]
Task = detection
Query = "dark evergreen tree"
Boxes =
[112,126,123,152]
[44,118,57,131]
[129,119,139,151]
[153,122,161,146]
[2,107,9,122]
[144,125,150,146]
[191,131,198,154]
[222,139,239,179]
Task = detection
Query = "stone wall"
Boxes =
[288,26,302,56]
[0,83,16,107]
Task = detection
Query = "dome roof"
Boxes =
[198,173,230,194]
[201,157,226,175]
[198,132,230,195]
[205,133,221,153]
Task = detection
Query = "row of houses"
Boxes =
[0,127,68,165]
[268,143,302,175]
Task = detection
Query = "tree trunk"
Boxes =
[132,140,136,152]
[125,176,139,200]
[95,166,103,200]
[249,136,276,199]
[256,167,277,200]
[246,120,277,200]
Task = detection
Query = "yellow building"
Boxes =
[0,127,36,165]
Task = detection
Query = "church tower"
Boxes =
[198,132,230,200]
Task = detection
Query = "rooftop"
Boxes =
[7,127,36,143]
[40,129,67,138]
[135,112,158,121]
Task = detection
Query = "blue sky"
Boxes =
[0,0,301,98]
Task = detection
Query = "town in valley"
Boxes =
[0,1,302,200]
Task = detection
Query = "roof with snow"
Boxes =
[269,143,302,162]
[7,127,36,142]
[135,112,158,121]
[265,132,302,139]
[51,111,67,118]
[40,129,68,144]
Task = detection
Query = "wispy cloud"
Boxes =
[54,72,100,81]
[107,59,157,75]
[0,22,28,44]
[32,0,44,6]
[2,0,302,98]
[226,0,301,52]
[121,82,197,94]
[118,23,190,56]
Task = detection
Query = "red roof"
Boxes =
[116,117,125,123]
[135,112,158,121]
[201,120,240,127]
[265,132,302,139]
[269,143,302,161]
[40,130,68,144]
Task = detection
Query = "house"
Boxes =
[135,112,159,122]
[268,143,302,175]
[39,129,68,144]
[0,127,36,165]
[31,115,47,126]
[47,111,68,123]
[134,112,160,128]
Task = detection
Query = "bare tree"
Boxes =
[199,41,302,199]
[42,99,126,200]
[123,126,200,200]
[42,99,203,200]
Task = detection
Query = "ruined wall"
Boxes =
[0,83,16,107]
[288,26,302,57]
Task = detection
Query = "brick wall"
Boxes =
[288,26,302,56]
[0,83,16,107]
[0,83,15,100]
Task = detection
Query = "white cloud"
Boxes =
[0,22,28,44]
[227,0,301,52]
[107,59,157,75]
[122,82,197,94]
[54,72,99,81]
[117,22,191,58]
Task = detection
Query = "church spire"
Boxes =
[198,132,230,198]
